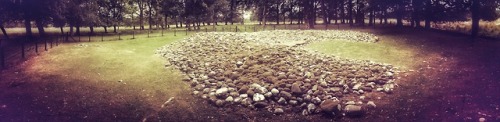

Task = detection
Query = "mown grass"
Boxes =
[305,39,419,69]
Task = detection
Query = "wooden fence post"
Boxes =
[35,39,39,54]
[118,32,121,40]
[101,33,104,41]
[21,38,25,59]
[0,45,4,69]
[44,39,47,51]
[174,29,176,36]
[236,26,238,32]
[66,32,69,42]
[132,30,135,39]
[88,33,91,42]
[185,29,187,35]
[0,39,4,69]
[274,25,276,30]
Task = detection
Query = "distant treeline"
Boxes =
[0,0,498,39]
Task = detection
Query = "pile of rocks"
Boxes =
[157,30,396,117]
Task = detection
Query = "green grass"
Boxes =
[305,39,420,69]
[0,32,198,121]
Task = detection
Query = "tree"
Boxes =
[470,0,499,38]
[15,0,61,38]
[161,0,184,27]
[0,0,18,39]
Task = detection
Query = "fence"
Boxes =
[1,24,328,70]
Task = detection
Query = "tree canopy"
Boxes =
[0,0,499,38]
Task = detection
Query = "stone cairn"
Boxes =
[157,30,397,117]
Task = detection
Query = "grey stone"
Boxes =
[215,87,229,97]
[254,102,268,108]
[225,96,234,102]
[253,93,265,102]
[344,105,364,117]
[320,99,341,113]
[307,103,316,113]
[280,91,292,99]
[291,83,302,94]
[366,101,376,108]
[271,88,279,95]
[215,100,225,107]
[274,108,284,114]
[277,97,287,104]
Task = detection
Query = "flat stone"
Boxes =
[215,100,225,107]
[289,100,298,105]
[352,83,362,90]
[291,83,302,94]
[366,101,376,108]
[280,91,292,99]
[344,105,364,117]
[215,87,229,97]
[264,92,273,98]
[238,86,249,94]
[320,99,340,113]
[254,102,268,108]
[274,108,284,114]
[239,94,248,98]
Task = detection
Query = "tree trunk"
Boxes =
[164,16,169,29]
[230,0,235,25]
[369,9,374,26]
[113,25,117,33]
[132,12,136,30]
[356,0,365,26]
[24,18,33,38]
[322,0,328,26]
[103,26,108,33]
[470,0,480,38]
[35,19,45,37]
[396,1,403,27]
[306,0,316,29]
[263,5,267,26]
[340,0,345,24]
[59,27,64,35]
[76,25,80,36]
[348,0,353,26]
[69,24,74,35]
[138,0,145,30]
[0,24,8,39]
[90,26,94,34]
[148,1,153,30]
[180,20,183,27]
[175,17,179,28]
[424,0,431,29]
[379,14,383,24]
